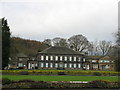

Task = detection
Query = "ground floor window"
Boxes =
[55,63,58,68]
[69,63,72,68]
[46,63,48,68]
[78,64,81,68]
[50,63,53,68]
[73,64,76,68]
[40,63,44,68]
[64,63,67,68]
[18,63,23,67]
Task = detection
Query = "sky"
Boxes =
[0,0,119,42]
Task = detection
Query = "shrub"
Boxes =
[18,79,35,83]
[89,80,108,88]
[93,72,102,76]
[2,78,12,85]
[20,71,29,75]
[58,72,66,75]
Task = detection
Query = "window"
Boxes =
[78,64,81,68]
[69,57,72,61]
[46,63,48,68]
[100,60,103,62]
[74,64,76,68]
[41,63,44,67]
[105,65,109,69]
[92,60,96,62]
[41,56,44,60]
[18,63,23,67]
[83,58,85,62]
[50,56,53,60]
[93,64,98,69]
[69,64,72,68]
[65,56,67,61]
[104,60,110,63]
[50,63,53,68]
[46,56,48,60]
[55,56,58,61]
[78,57,81,61]
[64,63,67,68]
[74,57,76,61]
[19,58,22,61]
[60,56,62,61]
[55,63,58,68]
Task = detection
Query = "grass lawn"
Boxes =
[2,75,119,82]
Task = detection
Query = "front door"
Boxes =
[59,63,63,70]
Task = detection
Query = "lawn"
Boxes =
[2,75,119,82]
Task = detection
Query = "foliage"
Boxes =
[20,71,29,75]
[2,79,120,89]
[92,72,102,76]
[2,78,12,85]
[2,18,11,69]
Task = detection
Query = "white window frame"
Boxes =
[55,63,58,68]
[46,63,48,68]
[69,57,72,61]
[41,63,44,68]
[64,63,67,68]
[69,63,72,68]
[78,57,81,61]
[78,64,81,68]
[46,56,48,60]
[50,56,53,60]
[50,63,53,68]
[74,64,76,68]
[41,56,44,60]
[55,56,58,61]
[74,57,76,61]
[65,56,67,61]
[60,56,62,61]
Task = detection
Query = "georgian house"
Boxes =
[36,46,85,70]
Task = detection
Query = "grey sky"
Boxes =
[0,0,119,42]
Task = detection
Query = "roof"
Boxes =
[16,53,28,57]
[99,56,113,60]
[38,46,83,55]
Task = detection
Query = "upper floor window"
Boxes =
[104,60,110,63]
[41,56,44,60]
[83,58,85,62]
[46,56,48,60]
[74,57,76,61]
[60,56,62,61]
[92,60,97,62]
[69,57,72,61]
[65,56,67,61]
[50,56,53,60]
[55,56,58,61]
[19,58,22,61]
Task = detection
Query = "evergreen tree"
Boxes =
[2,18,11,69]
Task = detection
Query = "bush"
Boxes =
[93,72,101,76]
[2,78,12,85]
[58,72,66,75]
[89,80,108,88]
[20,71,29,75]
[18,79,35,83]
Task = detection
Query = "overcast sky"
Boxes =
[0,0,119,42]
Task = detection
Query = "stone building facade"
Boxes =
[36,46,85,70]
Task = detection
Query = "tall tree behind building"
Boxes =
[2,18,11,69]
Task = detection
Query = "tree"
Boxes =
[98,40,112,56]
[2,18,11,69]
[52,37,68,47]
[114,30,120,71]
[68,34,92,53]
[43,39,52,46]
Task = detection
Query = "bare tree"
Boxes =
[52,37,68,47]
[43,39,52,46]
[68,34,92,53]
[98,40,112,56]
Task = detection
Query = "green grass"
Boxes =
[2,75,119,82]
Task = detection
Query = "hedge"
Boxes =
[2,78,120,89]
[1,70,120,76]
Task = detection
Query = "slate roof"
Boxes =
[16,53,28,57]
[38,46,83,55]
